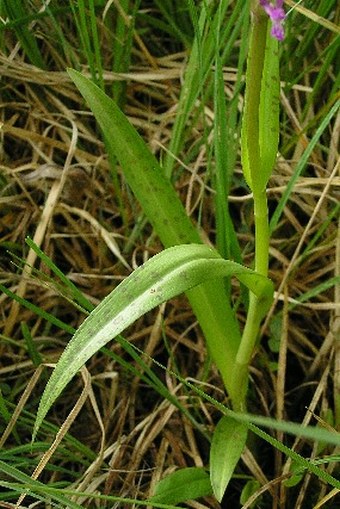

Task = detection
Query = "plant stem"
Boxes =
[231,190,269,410]
[253,190,269,278]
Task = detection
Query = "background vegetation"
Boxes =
[0,1,339,507]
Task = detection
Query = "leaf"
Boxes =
[210,415,248,502]
[240,14,280,195]
[67,67,243,402]
[240,13,267,192]
[258,25,280,194]
[34,244,273,436]
[149,467,212,506]
[283,469,304,488]
[67,68,199,249]
[240,479,261,507]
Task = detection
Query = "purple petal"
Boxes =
[268,7,286,21]
[271,23,285,41]
[259,1,286,41]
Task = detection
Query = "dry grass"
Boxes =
[0,2,339,508]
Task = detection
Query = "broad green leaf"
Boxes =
[149,467,212,506]
[67,68,242,402]
[34,244,273,436]
[210,415,248,502]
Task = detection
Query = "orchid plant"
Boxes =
[27,1,340,505]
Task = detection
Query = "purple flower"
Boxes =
[259,0,286,40]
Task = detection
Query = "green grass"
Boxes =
[0,1,339,507]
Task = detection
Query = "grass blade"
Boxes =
[0,460,83,508]
[163,0,245,177]
[212,2,245,270]
[1,0,45,68]
[0,283,75,335]
[25,236,94,313]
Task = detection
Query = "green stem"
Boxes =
[253,190,269,277]
[231,191,269,409]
